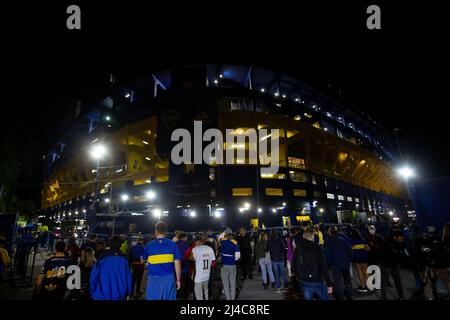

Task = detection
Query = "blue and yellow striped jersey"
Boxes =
[143,238,182,276]
[220,239,240,265]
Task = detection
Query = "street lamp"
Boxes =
[90,144,107,160]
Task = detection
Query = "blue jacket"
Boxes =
[90,250,132,300]
[324,236,353,271]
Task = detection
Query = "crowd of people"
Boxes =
[4,220,449,301]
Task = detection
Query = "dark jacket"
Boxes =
[324,235,353,271]
[366,233,384,264]
[292,238,332,286]
[267,237,286,262]
[254,240,267,260]
[237,233,252,254]
[379,236,405,268]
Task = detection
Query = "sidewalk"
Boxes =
[237,265,422,300]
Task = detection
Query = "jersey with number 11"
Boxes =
[192,245,216,283]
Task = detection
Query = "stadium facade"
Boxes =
[41,64,406,234]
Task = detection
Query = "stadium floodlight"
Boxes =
[121,194,129,202]
[397,166,415,180]
[152,209,162,218]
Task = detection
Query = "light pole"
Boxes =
[89,144,107,230]
[397,165,420,227]
[112,193,128,236]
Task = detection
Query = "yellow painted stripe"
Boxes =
[147,254,174,264]
[352,244,366,250]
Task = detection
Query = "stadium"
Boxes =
[40,64,407,234]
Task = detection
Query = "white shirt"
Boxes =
[192,245,216,283]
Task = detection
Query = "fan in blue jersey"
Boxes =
[143,221,182,300]
[34,241,72,300]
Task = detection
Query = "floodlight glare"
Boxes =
[397,166,415,180]
[90,144,107,160]
[146,191,156,200]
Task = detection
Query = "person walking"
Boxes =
[129,237,145,298]
[89,235,132,300]
[219,229,240,300]
[366,225,384,266]
[71,247,95,300]
[81,234,97,262]
[350,228,370,292]
[379,230,406,300]
[237,227,253,280]
[33,241,72,300]
[254,232,275,289]
[67,237,80,265]
[143,221,182,300]
[95,241,107,260]
[267,229,288,293]
[292,226,333,300]
[324,226,353,300]
[191,233,216,300]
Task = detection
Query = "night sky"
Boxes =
[2,2,449,206]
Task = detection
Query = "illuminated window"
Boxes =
[338,195,344,201]
[294,189,307,197]
[355,198,360,203]
[326,193,335,199]
[288,157,306,169]
[265,188,283,196]
[156,176,169,182]
[311,175,317,185]
[133,179,151,186]
[232,188,253,196]
[347,197,353,202]
[312,122,321,129]
[260,173,286,179]
[289,171,308,183]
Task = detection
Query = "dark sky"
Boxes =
[2,2,449,205]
